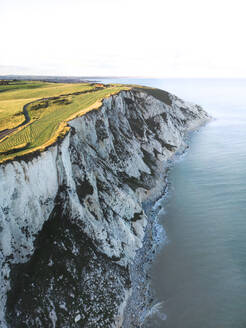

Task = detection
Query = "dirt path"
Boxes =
[0,85,105,142]
[0,104,30,141]
[0,128,16,140]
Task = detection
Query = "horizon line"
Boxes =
[1,74,246,80]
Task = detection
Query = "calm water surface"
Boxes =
[95,78,246,327]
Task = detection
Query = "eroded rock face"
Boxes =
[0,89,209,327]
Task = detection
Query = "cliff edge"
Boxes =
[0,88,209,327]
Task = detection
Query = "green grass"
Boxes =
[0,81,97,131]
[0,80,173,163]
[0,81,130,163]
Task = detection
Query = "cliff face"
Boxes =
[0,89,209,327]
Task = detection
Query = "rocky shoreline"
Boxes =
[123,130,204,327]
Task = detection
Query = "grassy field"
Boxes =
[0,81,130,163]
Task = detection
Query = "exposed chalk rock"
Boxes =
[0,89,209,327]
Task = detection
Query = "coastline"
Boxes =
[123,123,210,327]
[0,89,210,327]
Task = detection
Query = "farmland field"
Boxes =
[0,80,130,163]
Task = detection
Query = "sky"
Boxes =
[1,0,246,78]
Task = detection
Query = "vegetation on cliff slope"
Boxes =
[0,80,174,163]
[0,81,130,163]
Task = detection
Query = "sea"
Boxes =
[89,78,246,328]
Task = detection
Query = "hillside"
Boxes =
[0,81,129,162]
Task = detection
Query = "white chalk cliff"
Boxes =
[0,88,209,327]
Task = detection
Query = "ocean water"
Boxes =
[94,78,246,327]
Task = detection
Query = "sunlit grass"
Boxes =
[0,81,96,131]
[0,81,130,163]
